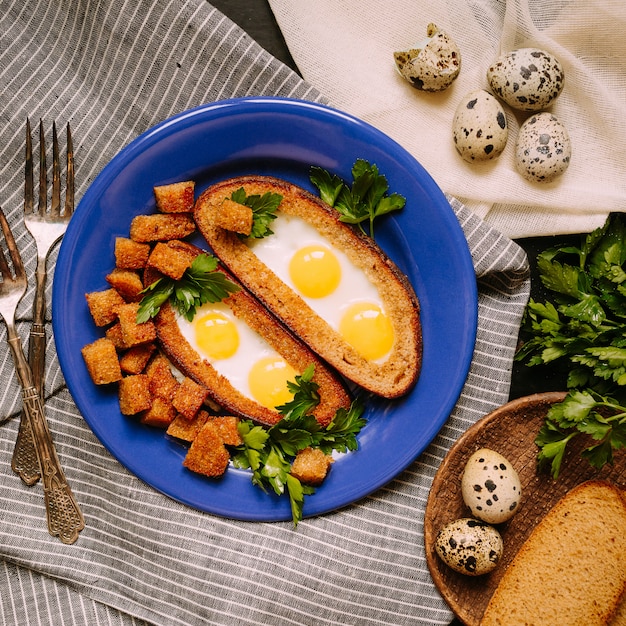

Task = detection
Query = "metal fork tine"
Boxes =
[38,120,47,215]
[24,119,34,216]
[0,207,26,281]
[64,123,74,217]
[51,122,61,217]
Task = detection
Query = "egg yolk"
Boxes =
[248,356,298,409]
[194,311,239,360]
[289,244,341,298]
[339,302,394,361]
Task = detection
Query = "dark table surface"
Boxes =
[210,2,576,623]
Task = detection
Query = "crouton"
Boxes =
[183,421,230,477]
[119,343,156,375]
[146,241,196,280]
[166,410,211,442]
[114,237,150,270]
[85,288,126,327]
[115,302,157,347]
[106,269,144,302]
[145,354,179,400]
[210,415,242,446]
[129,214,195,243]
[105,322,127,349]
[215,198,253,236]
[118,374,152,415]
[154,181,195,213]
[172,376,209,420]
[81,337,123,385]
[290,447,333,486]
[140,396,176,428]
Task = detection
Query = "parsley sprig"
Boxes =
[136,253,240,323]
[231,365,366,525]
[310,159,406,238]
[536,390,626,479]
[230,187,282,239]
[516,213,626,477]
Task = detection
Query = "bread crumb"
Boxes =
[154,181,195,213]
[290,447,333,486]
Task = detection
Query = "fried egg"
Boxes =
[176,301,297,410]
[247,214,394,362]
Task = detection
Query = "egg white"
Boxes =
[247,213,386,336]
[176,301,281,402]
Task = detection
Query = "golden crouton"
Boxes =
[215,199,253,236]
[172,376,209,420]
[105,269,144,302]
[183,421,230,477]
[154,181,195,213]
[146,241,196,281]
[210,416,242,446]
[81,338,123,385]
[129,214,195,243]
[114,237,150,269]
[290,447,333,486]
[115,302,157,347]
[146,354,179,400]
[119,343,156,375]
[166,409,211,442]
[118,374,152,415]
[85,289,126,327]
[105,322,127,350]
[140,396,176,428]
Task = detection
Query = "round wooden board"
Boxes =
[424,392,626,626]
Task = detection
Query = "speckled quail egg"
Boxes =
[515,112,571,183]
[435,518,503,576]
[461,448,522,524]
[487,48,565,111]
[452,90,508,162]
[393,23,461,92]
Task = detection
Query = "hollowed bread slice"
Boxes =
[194,176,422,398]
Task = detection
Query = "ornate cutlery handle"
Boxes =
[12,259,48,484]
[7,333,84,544]
[11,321,45,485]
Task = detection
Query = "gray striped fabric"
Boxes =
[0,2,529,625]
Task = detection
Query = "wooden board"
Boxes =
[424,392,626,626]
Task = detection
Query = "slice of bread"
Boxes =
[480,480,626,626]
[146,242,352,428]
[194,175,422,398]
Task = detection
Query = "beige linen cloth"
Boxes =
[268,0,626,238]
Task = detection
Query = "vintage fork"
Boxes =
[11,119,74,485]
[0,207,83,543]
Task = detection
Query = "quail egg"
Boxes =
[461,448,522,524]
[435,518,503,576]
[514,112,571,182]
[487,48,565,111]
[393,23,461,92]
[452,90,508,162]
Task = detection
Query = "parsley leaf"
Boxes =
[231,364,366,526]
[230,187,282,239]
[516,213,626,477]
[136,253,240,323]
[310,159,406,238]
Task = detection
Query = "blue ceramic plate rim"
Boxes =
[53,97,477,522]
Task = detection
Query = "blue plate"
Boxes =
[53,97,477,522]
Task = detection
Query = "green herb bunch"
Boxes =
[310,159,406,238]
[232,365,366,525]
[136,253,240,323]
[515,213,626,478]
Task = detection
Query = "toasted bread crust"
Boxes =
[147,242,351,427]
[194,175,422,398]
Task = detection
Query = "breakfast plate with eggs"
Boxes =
[53,97,477,521]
